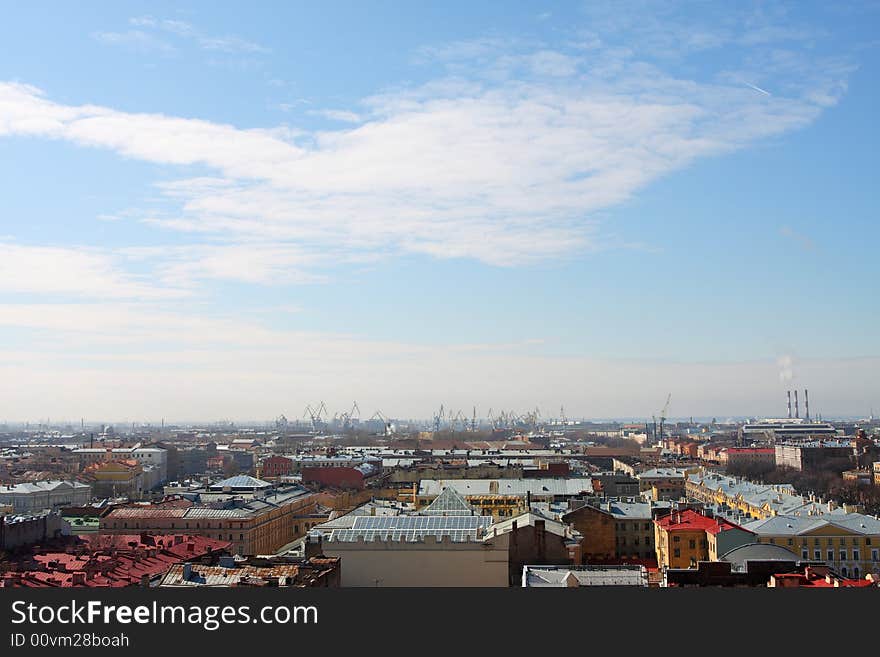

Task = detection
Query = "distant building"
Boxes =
[80,459,145,499]
[100,484,316,555]
[259,456,294,479]
[720,447,776,472]
[740,419,837,443]
[0,480,91,514]
[415,478,594,518]
[73,447,168,484]
[774,441,854,472]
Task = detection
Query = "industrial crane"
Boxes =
[371,410,393,436]
[658,393,671,443]
[303,401,328,432]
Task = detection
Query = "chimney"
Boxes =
[804,389,810,421]
[71,572,85,586]
[794,390,799,419]
[787,391,792,419]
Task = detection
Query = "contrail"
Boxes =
[745,82,771,96]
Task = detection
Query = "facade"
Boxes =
[259,456,294,479]
[774,441,854,472]
[636,468,688,495]
[80,459,145,499]
[654,509,754,569]
[320,529,509,587]
[720,447,776,472]
[743,514,880,578]
[0,480,91,513]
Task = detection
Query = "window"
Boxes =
[673,548,680,558]
[788,538,793,546]
[689,539,696,549]
[872,549,879,562]
[853,549,860,561]
[828,550,835,561]
[673,535,680,543]
[814,549,821,560]
[854,567,860,579]
[840,550,847,561]
[802,549,808,559]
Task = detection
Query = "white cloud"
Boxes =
[0,243,186,299]
[0,45,842,269]
[114,16,268,54]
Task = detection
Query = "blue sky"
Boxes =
[0,1,878,422]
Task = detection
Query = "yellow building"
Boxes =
[81,459,144,499]
[744,515,880,579]
[654,509,755,569]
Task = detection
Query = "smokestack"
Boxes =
[794,390,799,419]
[787,391,792,419]
[804,389,810,422]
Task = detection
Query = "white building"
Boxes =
[0,480,91,513]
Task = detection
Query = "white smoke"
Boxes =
[777,355,795,383]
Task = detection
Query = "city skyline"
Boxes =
[1,2,879,420]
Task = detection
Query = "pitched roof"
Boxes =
[656,509,752,535]
[420,486,476,516]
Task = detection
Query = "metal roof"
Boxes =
[327,515,493,543]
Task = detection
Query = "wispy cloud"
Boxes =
[94,16,268,55]
[779,225,817,251]
[91,30,176,55]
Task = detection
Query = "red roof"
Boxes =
[655,509,753,536]
[0,534,231,588]
[773,572,874,588]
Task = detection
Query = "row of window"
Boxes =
[801,548,880,562]
[770,536,873,547]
